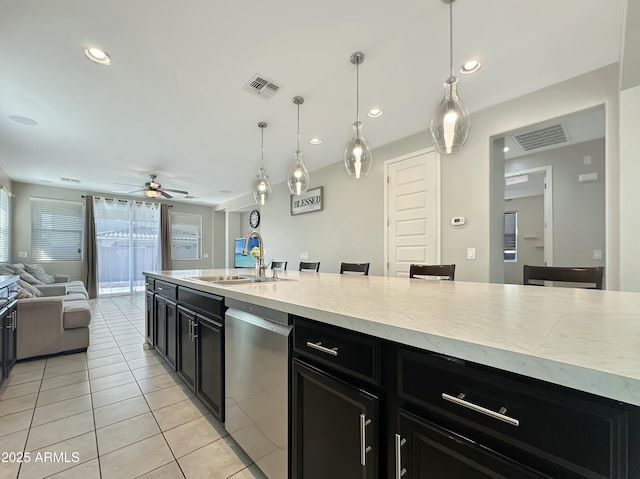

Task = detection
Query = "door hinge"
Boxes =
[387,176,390,184]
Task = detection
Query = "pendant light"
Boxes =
[287,96,310,196]
[430,0,470,155]
[252,122,272,206]
[344,51,372,179]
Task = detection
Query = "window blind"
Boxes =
[504,211,517,262]
[31,198,84,261]
[171,212,202,260]
[0,188,9,263]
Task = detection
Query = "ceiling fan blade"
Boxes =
[162,188,189,195]
[115,182,144,187]
[161,191,173,199]
[127,189,145,193]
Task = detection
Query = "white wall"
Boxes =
[10,182,214,280]
[619,84,640,291]
[506,139,606,272]
[504,196,545,284]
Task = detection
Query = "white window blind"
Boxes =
[504,211,517,262]
[31,198,83,261]
[171,212,202,260]
[0,188,10,263]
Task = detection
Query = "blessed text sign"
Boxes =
[290,186,323,216]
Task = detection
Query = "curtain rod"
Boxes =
[81,195,172,207]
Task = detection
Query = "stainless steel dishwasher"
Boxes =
[225,298,291,479]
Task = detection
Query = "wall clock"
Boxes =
[249,209,260,228]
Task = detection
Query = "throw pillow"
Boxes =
[25,264,56,284]
[18,279,43,297]
[16,285,35,299]
[18,271,44,285]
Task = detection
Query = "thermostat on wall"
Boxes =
[451,216,466,226]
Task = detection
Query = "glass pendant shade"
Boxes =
[287,151,309,196]
[252,167,272,206]
[344,121,372,178]
[430,77,470,154]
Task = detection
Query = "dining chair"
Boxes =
[299,261,320,272]
[271,261,288,270]
[409,264,456,281]
[339,262,370,275]
[523,265,604,290]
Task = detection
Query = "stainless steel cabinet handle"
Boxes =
[306,341,339,356]
[395,434,407,479]
[192,321,198,340]
[442,392,520,426]
[359,414,372,466]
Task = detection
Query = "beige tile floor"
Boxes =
[0,294,268,479]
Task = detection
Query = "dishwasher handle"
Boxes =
[225,308,292,337]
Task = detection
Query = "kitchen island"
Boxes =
[145,269,640,478]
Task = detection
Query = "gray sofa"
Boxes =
[0,264,92,360]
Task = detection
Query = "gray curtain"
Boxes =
[83,196,98,298]
[160,204,172,270]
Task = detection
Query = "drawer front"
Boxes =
[293,316,380,384]
[155,280,177,301]
[398,348,626,478]
[145,277,155,292]
[178,286,225,320]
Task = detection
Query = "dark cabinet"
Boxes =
[153,295,178,369]
[175,286,225,422]
[292,317,380,479]
[154,295,167,356]
[177,305,196,390]
[0,280,17,387]
[145,290,154,348]
[292,359,378,479]
[396,408,550,479]
[196,316,223,418]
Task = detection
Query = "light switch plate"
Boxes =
[18,251,27,258]
[467,248,476,260]
[593,249,602,260]
[300,252,309,260]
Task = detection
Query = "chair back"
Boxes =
[523,265,604,290]
[339,262,370,275]
[271,261,288,270]
[409,264,455,281]
[299,261,320,272]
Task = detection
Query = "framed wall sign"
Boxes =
[291,186,323,216]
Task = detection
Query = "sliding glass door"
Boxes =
[94,198,160,295]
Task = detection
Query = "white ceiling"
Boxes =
[0,0,626,205]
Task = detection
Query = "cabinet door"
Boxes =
[196,316,223,421]
[177,306,196,391]
[292,359,378,479]
[396,409,550,479]
[0,307,6,386]
[145,291,155,347]
[165,299,177,370]
[154,295,167,356]
[5,304,16,376]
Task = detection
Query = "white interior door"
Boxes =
[385,150,440,277]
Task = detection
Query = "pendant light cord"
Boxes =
[296,102,301,152]
[449,0,454,79]
[356,61,360,124]
[260,127,265,169]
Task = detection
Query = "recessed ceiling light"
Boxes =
[309,138,322,145]
[503,147,510,153]
[368,108,383,118]
[8,115,38,126]
[84,47,111,65]
[460,60,482,74]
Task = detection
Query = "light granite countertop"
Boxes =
[146,269,640,407]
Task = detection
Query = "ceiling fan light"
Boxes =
[144,189,161,198]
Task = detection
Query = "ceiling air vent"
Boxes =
[513,123,568,151]
[242,74,280,99]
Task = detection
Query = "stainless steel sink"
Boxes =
[190,275,294,285]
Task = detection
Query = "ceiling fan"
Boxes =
[129,174,189,199]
